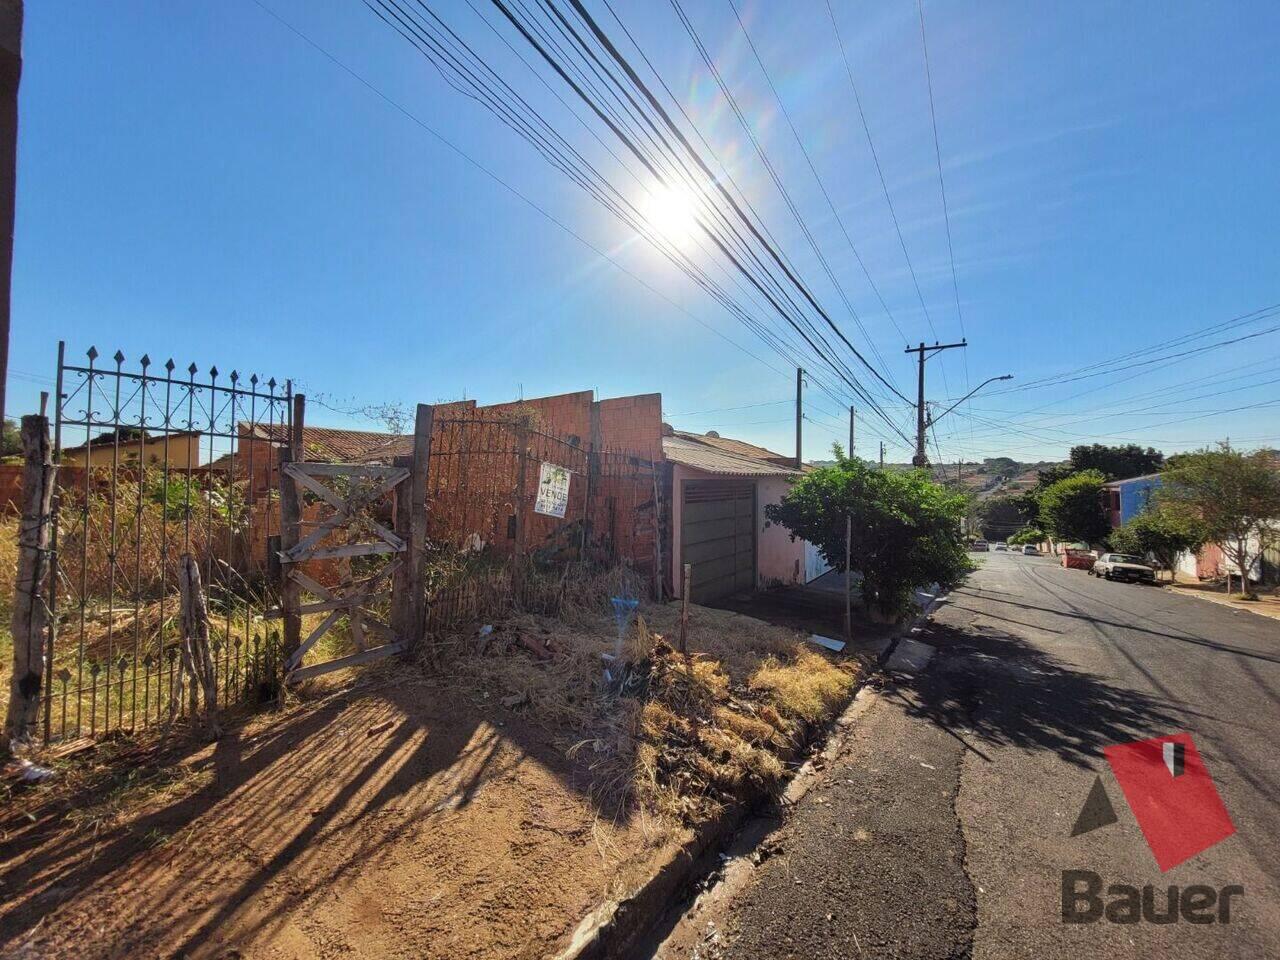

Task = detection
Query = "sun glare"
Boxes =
[639,183,700,248]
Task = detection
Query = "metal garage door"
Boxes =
[681,479,756,603]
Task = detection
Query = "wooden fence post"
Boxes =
[4,415,56,751]
[392,403,432,649]
[278,455,302,669]
[178,554,220,739]
[412,404,432,647]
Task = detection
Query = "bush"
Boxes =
[765,454,970,619]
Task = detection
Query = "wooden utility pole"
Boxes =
[794,367,803,469]
[879,441,885,469]
[4,413,53,751]
[848,405,855,458]
[904,340,966,467]
[0,2,21,434]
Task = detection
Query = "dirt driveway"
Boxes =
[0,673,671,960]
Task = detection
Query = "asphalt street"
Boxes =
[654,552,1280,960]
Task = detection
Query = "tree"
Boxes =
[1008,526,1046,546]
[1038,469,1111,547]
[1158,446,1280,597]
[0,416,18,457]
[766,454,970,618]
[1068,443,1163,481]
[1107,508,1207,583]
[977,495,1036,541]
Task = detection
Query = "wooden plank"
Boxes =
[390,455,414,643]
[287,643,405,684]
[284,466,407,555]
[289,568,336,601]
[292,541,399,561]
[285,463,409,481]
[284,608,344,672]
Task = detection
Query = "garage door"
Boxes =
[681,479,756,603]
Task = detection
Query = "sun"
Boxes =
[638,182,700,248]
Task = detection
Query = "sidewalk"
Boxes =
[1166,580,1280,622]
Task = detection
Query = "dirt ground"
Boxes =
[0,666,678,960]
[1,593,865,960]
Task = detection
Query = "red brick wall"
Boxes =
[595,393,663,461]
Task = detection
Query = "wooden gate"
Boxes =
[276,405,430,682]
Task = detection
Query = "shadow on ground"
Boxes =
[893,617,1186,769]
[0,667,617,959]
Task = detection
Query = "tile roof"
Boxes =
[672,429,797,467]
[662,434,799,477]
[241,422,409,463]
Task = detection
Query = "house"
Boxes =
[58,429,202,468]
[1101,473,1161,528]
[663,427,824,604]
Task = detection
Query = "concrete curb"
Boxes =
[555,585,951,960]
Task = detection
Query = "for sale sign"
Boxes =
[534,462,571,518]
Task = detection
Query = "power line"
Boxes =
[823,0,950,398]
[247,0,802,388]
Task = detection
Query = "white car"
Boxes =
[1021,544,1040,556]
[993,542,1008,552]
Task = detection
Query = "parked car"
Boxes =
[1061,548,1096,570]
[1021,544,1040,556]
[993,542,1008,552]
[1091,553,1156,583]
[970,540,989,552]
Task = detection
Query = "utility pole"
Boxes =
[795,367,803,469]
[957,459,962,485]
[879,440,885,469]
[0,2,21,434]
[904,340,967,468]
[848,405,855,458]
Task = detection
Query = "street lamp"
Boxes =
[927,374,1013,431]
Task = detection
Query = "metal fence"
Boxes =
[45,343,292,740]
[421,416,660,637]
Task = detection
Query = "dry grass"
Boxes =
[441,575,859,823]
[0,516,18,720]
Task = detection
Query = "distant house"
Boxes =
[1101,473,1161,528]
[58,429,202,468]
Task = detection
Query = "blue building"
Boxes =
[1102,473,1162,528]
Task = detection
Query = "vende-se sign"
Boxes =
[534,462,571,518]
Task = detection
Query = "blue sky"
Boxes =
[12,0,1280,462]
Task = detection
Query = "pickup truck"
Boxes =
[1091,553,1156,584]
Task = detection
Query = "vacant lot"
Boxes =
[1,596,860,959]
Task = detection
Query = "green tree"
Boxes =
[1107,509,1206,583]
[0,418,19,458]
[1008,526,1046,546]
[1068,443,1164,481]
[765,453,970,619]
[1038,469,1111,547]
[1158,445,1280,597]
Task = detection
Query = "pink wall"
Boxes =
[757,476,805,586]
[670,465,805,597]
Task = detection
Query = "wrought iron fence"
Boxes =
[45,343,292,740]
